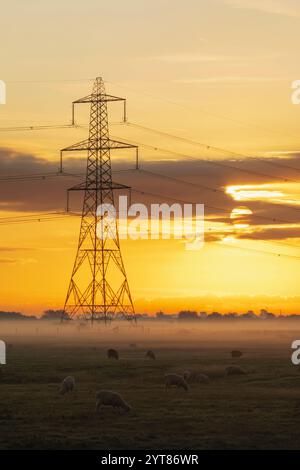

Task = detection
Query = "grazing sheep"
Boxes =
[145,350,156,360]
[96,390,131,414]
[183,369,192,381]
[165,373,189,392]
[183,370,210,384]
[225,365,247,376]
[59,376,75,395]
[195,373,210,384]
[231,350,243,358]
[107,348,119,360]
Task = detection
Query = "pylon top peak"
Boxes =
[93,77,105,95]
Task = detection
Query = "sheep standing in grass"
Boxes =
[59,376,75,395]
[95,390,131,414]
[183,370,192,381]
[165,373,189,392]
[225,365,247,376]
[146,350,156,360]
[231,350,243,358]
[107,348,119,360]
[195,373,210,384]
[183,370,210,384]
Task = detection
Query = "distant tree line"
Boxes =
[0,311,37,321]
[155,309,298,320]
[1,308,300,321]
[0,310,63,321]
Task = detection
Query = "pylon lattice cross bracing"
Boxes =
[63,77,135,322]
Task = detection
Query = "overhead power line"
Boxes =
[120,135,297,184]
[106,80,300,141]
[136,168,300,216]
[0,122,123,132]
[130,186,297,226]
[0,168,139,185]
[5,77,298,142]
[1,203,299,261]
[216,241,300,261]
[6,78,94,84]
[0,192,299,261]
[0,172,69,182]
[126,122,300,179]
[0,124,75,132]
[139,168,224,194]
[0,118,299,181]
[0,211,82,226]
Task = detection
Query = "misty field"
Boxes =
[1,321,300,450]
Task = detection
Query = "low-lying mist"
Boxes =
[1,319,299,349]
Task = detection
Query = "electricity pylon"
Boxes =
[62,77,137,322]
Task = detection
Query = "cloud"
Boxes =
[144,54,244,63]
[222,0,300,19]
[226,183,300,206]
[0,257,37,265]
[0,246,32,252]
[238,226,300,241]
[0,148,85,211]
[143,52,280,65]
[0,147,299,243]
[174,76,288,84]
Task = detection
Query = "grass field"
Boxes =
[1,321,300,450]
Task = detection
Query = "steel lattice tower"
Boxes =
[62,77,137,322]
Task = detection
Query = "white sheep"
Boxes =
[195,373,210,383]
[165,373,189,392]
[183,370,210,383]
[59,376,75,395]
[183,369,192,381]
[95,390,132,414]
[225,365,247,376]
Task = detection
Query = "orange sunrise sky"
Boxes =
[0,0,300,315]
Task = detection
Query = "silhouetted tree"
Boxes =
[207,312,222,320]
[240,311,258,319]
[41,310,64,321]
[156,311,166,319]
[178,310,198,320]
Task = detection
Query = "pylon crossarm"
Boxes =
[72,92,127,125]
[67,181,131,192]
[66,181,131,213]
[73,94,125,104]
[108,139,138,151]
[61,139,89,152]
[61,138,137,152]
